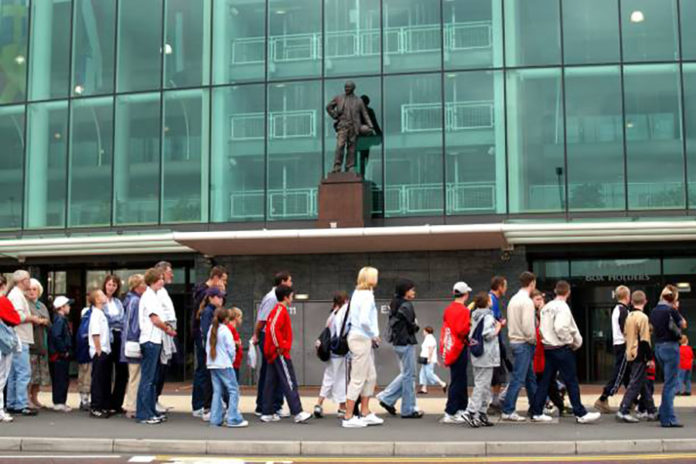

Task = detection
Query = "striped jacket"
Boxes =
[263,302,293,363]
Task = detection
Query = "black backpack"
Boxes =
[331,300,351,356]
[316,326,332,362]
[469,317,485,358]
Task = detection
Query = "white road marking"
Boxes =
[0,456,121,460]
[129,457,157,463]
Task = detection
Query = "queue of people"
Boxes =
[0,263,691,431]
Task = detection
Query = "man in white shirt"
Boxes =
[594,286,631,413]
[154,261,177,412]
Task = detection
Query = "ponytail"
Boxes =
[196,296,211,321]
[209,307,232,361]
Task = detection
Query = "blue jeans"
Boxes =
[379,345,417,416]
[136,342,161,421]
[419,363,443,386]
[678,368,692,394]
[531,347,586,417]
[502,342,537,415]
[655,342,680,426]
[7,344,30,410]
[210,368,244,426]
[191,335,211,411]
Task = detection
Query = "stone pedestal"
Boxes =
[317,172,371,228]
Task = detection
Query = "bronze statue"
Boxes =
[326,81,374,173]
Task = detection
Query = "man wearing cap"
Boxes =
[441,281,472,424]
[49,296,74,412]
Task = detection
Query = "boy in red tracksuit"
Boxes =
[261,285,311,423]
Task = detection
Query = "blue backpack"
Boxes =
[75,308,92,364]
[469,317,485,358]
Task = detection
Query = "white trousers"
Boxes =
[0,351,14,411]
[319,356,347,404]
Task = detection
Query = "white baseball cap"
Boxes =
[53,296,74,309]
[453,282,472,295]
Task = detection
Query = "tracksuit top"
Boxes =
[264,302,292,363]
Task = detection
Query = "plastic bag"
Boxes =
[247,340,258,369]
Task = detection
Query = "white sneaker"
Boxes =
[501,412,526,422]
[277,408,291,418]
[543,405,558,417]
[225,420,249,428]
[260,414,281,423]
[202,412,211,422]
[577,411,601,424]
[53,404,72,413]
[0,411,13,423]
[362,413,384,426]
[531,414,553,423]
[294,411,312,423]
[441,413,466,424]
[342,416,367,428]
[192,408,205,418]
[156,402,171,413]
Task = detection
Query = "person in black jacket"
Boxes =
[48,296,73,412]
[376,279,423,418]
[357,95,382,176]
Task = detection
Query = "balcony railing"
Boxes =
[230,110,317,140]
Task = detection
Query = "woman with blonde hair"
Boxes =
[342,266,383,428]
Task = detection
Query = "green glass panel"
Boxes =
[443,0,503,69]
[267,81,322,221]
[164,0,210,89]
[162,89,209,223]
[504,0,561,67]
[684,64,696,208]
[445,71,505,215]
[72,0,116,97]
[664,257,696,275]
[570,259,660,279]
[324,0,380,77]
[27,0,71,100]
[68,96,113,227]
[621,0,679,62]
[267,0,321,80]
[0,105,24,229]
[565,67,625,211]
[324,77,383,214]
[211,84,265,222]
[213,0,265,84]
[624,64,684,209]
[684,0,696,60]
[113,93,161,224]
[507,68,564,213]
[533,260,570,280]
[562,0,620,65]
[384,73,443,217]
[383,0,441,73]
[117,0,163,92]
[0,0,29,104]
[25,101,68,229]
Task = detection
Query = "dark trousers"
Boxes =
[445,350,468,416]
[262,356,302,416]
[638,379,655,413]
[136,342,161,421]
[255,332,283,414]
[601,344,629,399]
[620,361,656,414]
[358,149,370,175]
[192,335,212,411]
[156,360,169,398]
[531,347,586,417]
[109,331,129,410]
[49,358,70,406]
[536,372,564,411]
[90,353,112,411]
[333,126,357,171]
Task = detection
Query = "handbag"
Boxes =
[316,326,332,362]
[0,320,18,355]
[668,314,682,340]
[331,299,352,356]
[418,356,428,365]
[124,340,142,359]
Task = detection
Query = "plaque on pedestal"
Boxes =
[317,172,371,228]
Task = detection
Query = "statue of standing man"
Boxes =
[326,81,374,174]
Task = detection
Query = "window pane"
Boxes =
[213,0,265,84]
[384,73,443,217]
[162,89,209,223]
[0,0,29,104]
[443,0,503,69]
[164,0,210,89]
[25,101,68,229]
[324,77,383,215]
[684,64,696,208]
[570,258,660,279]
[117,0,163,92]
[504,0,561,67]
[383,0,441,73]
[565,67,624,211]
[211,84,265,222]
[69,97,113,227]
[72,0,116,97]
[664,257,696,275]
[562,0,620,65]
[0,105,24,229]
[445,71,505,215]
[268,0,321,80]
[324,0,380,77]
[267,81,322,221]
[507,68,564,213]
[624,64,684,209]
[27,0,71,100]
[684,0,696,60]
[113,93,161,224]
[621,0,679,62]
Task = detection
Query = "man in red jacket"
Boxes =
[261,285,311,424]
[440,281,472,424]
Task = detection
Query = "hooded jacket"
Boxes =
[469,307,500,368]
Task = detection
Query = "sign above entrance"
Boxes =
[584,273,651,283]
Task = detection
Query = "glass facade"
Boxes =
[3,0,696,230]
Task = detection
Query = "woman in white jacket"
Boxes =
[314,292,349,418]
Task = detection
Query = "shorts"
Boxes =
[30,354,51,387]
[491,365,507,387]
